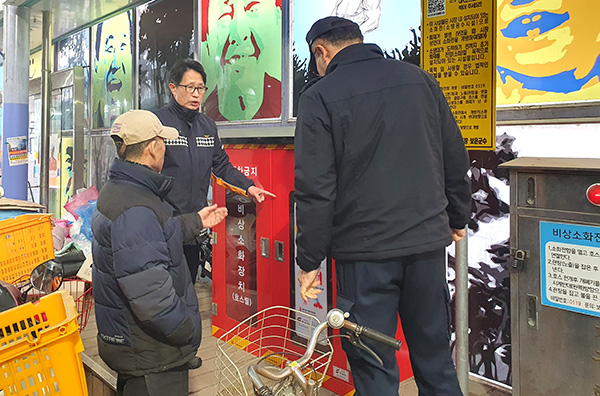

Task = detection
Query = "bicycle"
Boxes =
[215,306,402,396]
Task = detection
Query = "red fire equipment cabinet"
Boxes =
[211,144,413,395]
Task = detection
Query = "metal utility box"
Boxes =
[502,158,600,396]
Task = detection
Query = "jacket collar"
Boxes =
[109,158,174,200]
[326,43,384,75]
[168,98,198,123]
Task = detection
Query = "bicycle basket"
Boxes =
[215,306,333,396]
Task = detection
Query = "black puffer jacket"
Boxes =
[154,100,254,215]
[92,159,204,376]
[295,43,471,271]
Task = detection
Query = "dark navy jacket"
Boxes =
[294,43,471,271]
[91,159,204,376]
[154,100,254,215]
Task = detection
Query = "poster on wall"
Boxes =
[497,0,600,105]
[49,135,60,189]
[540,221,600,318]
[138,0,194,111]
[421,0,496,150]
[201,0,283,122]
[289,192,330,340]
[60,137,74,212]
[6,136,28,166]
[29,51,43,80]
[92,11,133,129]
[292,0,421,115]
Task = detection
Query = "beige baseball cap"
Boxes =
[110,110,179,145]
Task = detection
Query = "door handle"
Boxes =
[274,241,285,262]
[527,294,538,328]
[260,237,269,258]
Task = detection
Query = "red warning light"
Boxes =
[586,184,600,206]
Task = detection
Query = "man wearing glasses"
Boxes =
[154,59,275,283]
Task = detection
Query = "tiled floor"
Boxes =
[80,278,510,396]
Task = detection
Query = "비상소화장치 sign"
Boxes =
[540,221,600,318]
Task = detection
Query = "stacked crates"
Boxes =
[0,290,88,395]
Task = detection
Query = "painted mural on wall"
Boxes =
[292,0,421,115]
[49,136,60,189]
[92,11,133,129]
[447,135,516,386]
[201,0,283,121]
[138,0,194,111]
[497,0,600,105]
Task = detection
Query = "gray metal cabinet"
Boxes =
[502,158,600,396]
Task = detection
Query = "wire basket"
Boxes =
[215,306,333,396]
[11,276,93,332]
[60,278,93,332]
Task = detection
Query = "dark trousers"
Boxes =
[336,248,463,396]
[116,369,189,396]
[184,244,201,284]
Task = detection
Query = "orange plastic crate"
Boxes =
[0,214,55,284]
[0,290,88,395]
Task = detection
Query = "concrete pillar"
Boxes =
[2,5,30,200]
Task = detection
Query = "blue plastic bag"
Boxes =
[73,199,97,241]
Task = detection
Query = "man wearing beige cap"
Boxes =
[91,110,228,396]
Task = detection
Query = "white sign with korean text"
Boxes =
[540,221,600,318]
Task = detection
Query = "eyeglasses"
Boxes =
[177,84,208,94]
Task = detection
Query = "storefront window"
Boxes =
[138,0,194,111]
[56,29,89,71]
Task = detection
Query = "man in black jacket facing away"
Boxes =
[295,17,471,395]
[92,110,228,396]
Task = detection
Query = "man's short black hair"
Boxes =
[315,25,364,47]
[169,59,207,86]
[305,17,364,77]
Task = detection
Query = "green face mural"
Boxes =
[92,12,133,129]
[202,0,282,121]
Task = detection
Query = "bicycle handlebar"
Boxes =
[343,321,403,351]
[248,308,402,395]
